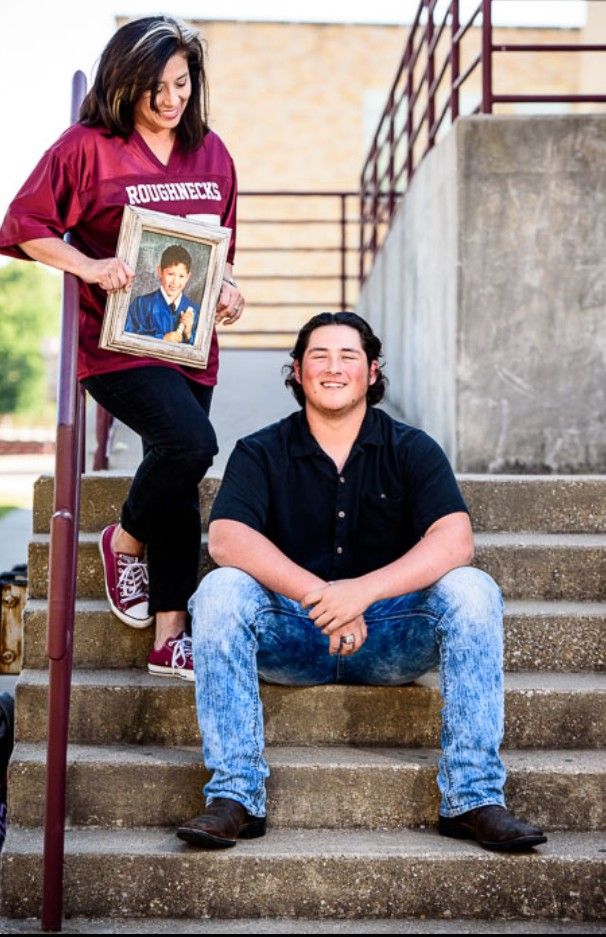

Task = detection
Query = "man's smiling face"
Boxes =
[294,324,378,416]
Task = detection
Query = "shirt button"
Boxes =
[336,546,343,554]
[338,510,346,518]
[339,476,346,484]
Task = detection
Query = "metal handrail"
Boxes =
[41,70,87,932]
[359,0,606,282]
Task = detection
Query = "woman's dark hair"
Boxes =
[284,311,387,407]
[80,16,208,149]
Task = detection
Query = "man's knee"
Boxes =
[189,567,263,642]
[434,566,503,632]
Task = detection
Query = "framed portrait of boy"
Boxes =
[99,206,231,369]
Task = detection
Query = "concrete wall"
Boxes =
[356,115,606,473]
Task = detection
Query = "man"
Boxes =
[178,311,546,852]
[125,243,199,344]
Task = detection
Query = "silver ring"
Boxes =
[340,634,355,647]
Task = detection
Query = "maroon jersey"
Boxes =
[0,123,238,385]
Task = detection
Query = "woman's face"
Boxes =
[134,51,192,135]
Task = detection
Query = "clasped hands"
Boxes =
[301,579,371,656]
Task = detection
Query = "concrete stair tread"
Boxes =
[23,596,606,615]
[30,531,606,547]
[12,740,606,772]
[17,667,606,691]
[33,472,606,535]
[504,599,606,615]
[5,825,605,857]
[0,917,603,934]
[10,741,604,832]
[474,532,606,547]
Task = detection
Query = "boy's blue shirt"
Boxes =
[125,289,200,344]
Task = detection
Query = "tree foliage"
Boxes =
[0,261,61,415]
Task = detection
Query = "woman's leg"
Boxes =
[84,367,217,653]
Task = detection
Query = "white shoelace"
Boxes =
[170,634,193,673]
[116,555,149,603]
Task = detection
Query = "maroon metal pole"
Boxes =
[427,0,436,149]
[41,69,87,934]
[406,62,414,181]
[359,184,366,285]
[340,194,347,310]
[481,0,493,113]
[387,90,396,220]
[451,0,460,121]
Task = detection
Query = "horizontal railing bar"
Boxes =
[452,50,481,91]
[452,1,482,45]
[427,9,451,59]
[428,48,453,100]
[236,246,358,253]
[229,302,342,308]
[409,75,428,115]
[238,218,361,225]
[239,190,358,197]
[238,274,359,281]
[493,43,606,53]
[494,93,606,103]
[429,94,452,141]
[408,31,427,74]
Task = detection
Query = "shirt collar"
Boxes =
[160,288,183,309]
[290,406,382,458]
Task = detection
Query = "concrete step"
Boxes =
[33,473,222,534]
[459,475,606,534]
[15,669,606,749]
[2,827,604,920]
[32,474,606,535]
[28,532,214,600]
[21,598,606,672]
[473,533,606,601]
[0,917,604,934]
[27,532,606,601]
[9,742,605,832]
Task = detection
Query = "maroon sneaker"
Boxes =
[148,631,194,682]
[99,524,153,629]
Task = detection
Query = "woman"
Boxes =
[0,16,244,680]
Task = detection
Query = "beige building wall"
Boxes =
[118,18,596,345]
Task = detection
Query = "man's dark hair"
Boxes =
[160,244,192,272]
[284,311,387,407]
[80,16,208,149]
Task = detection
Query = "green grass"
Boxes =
[0,506,17,521]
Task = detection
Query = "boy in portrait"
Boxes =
[125,243,199,344]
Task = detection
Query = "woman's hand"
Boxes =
[19,239,134,294]
[81,257,135,293]
[216,277,244,326]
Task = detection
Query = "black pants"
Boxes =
[84,367,216,614]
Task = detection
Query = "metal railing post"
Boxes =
[451,0,460,121]
[427,0,436,148]
[359,185,366,285]
[481,0,493,113]
[387,90,396,219]
[340,194,347,310]
[41,69,87,934]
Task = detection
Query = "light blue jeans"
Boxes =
[189,565,506,819]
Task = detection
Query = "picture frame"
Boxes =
[99,206,231,369]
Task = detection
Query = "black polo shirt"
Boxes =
[210,406,468,581]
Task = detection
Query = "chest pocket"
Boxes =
[357,492,404,566]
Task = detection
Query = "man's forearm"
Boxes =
[209,519,325,602]
[356,512,474,605]
[302,512,474,630]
